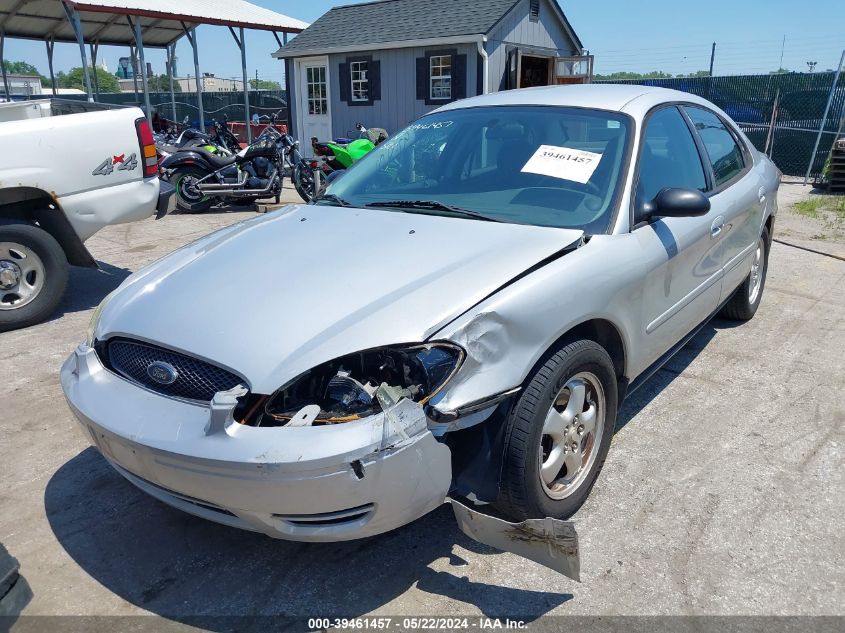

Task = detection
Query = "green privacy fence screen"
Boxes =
[36,90,288,129]
[597,72,845,180]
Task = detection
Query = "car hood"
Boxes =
[96,205,583,394]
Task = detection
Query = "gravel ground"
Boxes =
[0,182,842,628]
[775,181,845,259]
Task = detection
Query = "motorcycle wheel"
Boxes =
[293,163,318,202]
[172,167,214,213]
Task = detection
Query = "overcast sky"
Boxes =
[3,0,844,82]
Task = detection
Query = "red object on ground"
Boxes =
[228,122,288,144]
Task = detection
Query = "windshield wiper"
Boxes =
[365,200,501,222]
[312,193,352,207]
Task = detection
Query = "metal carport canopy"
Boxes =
[0,0,307,137]
[0,0,308,47]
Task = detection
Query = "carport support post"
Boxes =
[229,26,252,143]
[60,1,93,101]
[183,24,205,131]
[89,41,100,99]
[0,30,9,101]
[130,17,152,125]
[45,36,56,95]
[804,49,845,185]
[166,43,177,123]
[129,45,139,100]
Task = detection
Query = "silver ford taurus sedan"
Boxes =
[61,85,778,556]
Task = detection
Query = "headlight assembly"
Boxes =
[249,343,464,427]
[85,290,116,347]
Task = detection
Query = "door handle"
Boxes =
[711,215,725,238]
[758,187,767,204]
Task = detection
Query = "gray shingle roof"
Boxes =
[274,0,521,56]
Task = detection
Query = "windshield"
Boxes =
[322,106,631,233]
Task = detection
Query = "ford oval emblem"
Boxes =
[147,361,179,385]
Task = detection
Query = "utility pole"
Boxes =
[807,61,817,73]
[779,35,786,71]
[709,42,716,76]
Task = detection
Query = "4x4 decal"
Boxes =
[92,152,139,176]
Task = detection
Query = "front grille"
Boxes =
[103,338,244,402]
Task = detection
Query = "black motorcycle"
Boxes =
[163,125,284,213]
[210,114,242,153]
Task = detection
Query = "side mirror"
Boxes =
[638,187,710,223]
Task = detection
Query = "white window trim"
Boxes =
[350,60,369,102]
[430,55,452,100]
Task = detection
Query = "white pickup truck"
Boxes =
[0,99,174,331]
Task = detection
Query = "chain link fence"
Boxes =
[597,72,845,182]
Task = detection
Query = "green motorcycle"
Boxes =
[300,123,388,201]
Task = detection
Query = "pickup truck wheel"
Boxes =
[0,224,68,332]
[719,227,769,321]
[496,339,617,521]
[172,167,213,213]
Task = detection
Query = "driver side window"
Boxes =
[637,106,707,205]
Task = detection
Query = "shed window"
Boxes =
[430,55,452,100]
[529,0,540,22]
[350,60,369,102]
[306,66,328,115]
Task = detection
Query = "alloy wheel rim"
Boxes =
[177,175,205,202]
[748,237,765,304]
[0,242,46,310]
[538,371,605,500]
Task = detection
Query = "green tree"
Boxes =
[147,74,182,93]
[249,79,282,90]
[594,70,674,80]
[2,60,49,86]
[60,66,120,93]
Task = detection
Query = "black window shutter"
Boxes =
[506,48,519,90]
[416,57,428,101]
[338,62,351,103]
[369,60,381,101]
[452,54,468,100]
[476,53,484,96]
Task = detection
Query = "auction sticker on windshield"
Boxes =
[521,145,602,184]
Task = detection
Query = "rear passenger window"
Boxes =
[637,106,707,204]
[684,106,746,187]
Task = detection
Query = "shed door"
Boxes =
[297,57,332,149]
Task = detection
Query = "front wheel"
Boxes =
[0,223,68,332]
[719,227,769,321]
[495,339,618,521]
[293,163,319,202]
[172,167,214,213]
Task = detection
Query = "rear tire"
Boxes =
[719,227,769,321]
[0,223,68,332]
[172,167,214,213]
[495,339,618,521]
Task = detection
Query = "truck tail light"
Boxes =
[135,117,158,178]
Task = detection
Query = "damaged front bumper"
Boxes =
[60,344,452,541]
[60,344,581,579]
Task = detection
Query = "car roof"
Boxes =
[433,84,715,118]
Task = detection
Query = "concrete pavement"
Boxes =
[0,184,842,625]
